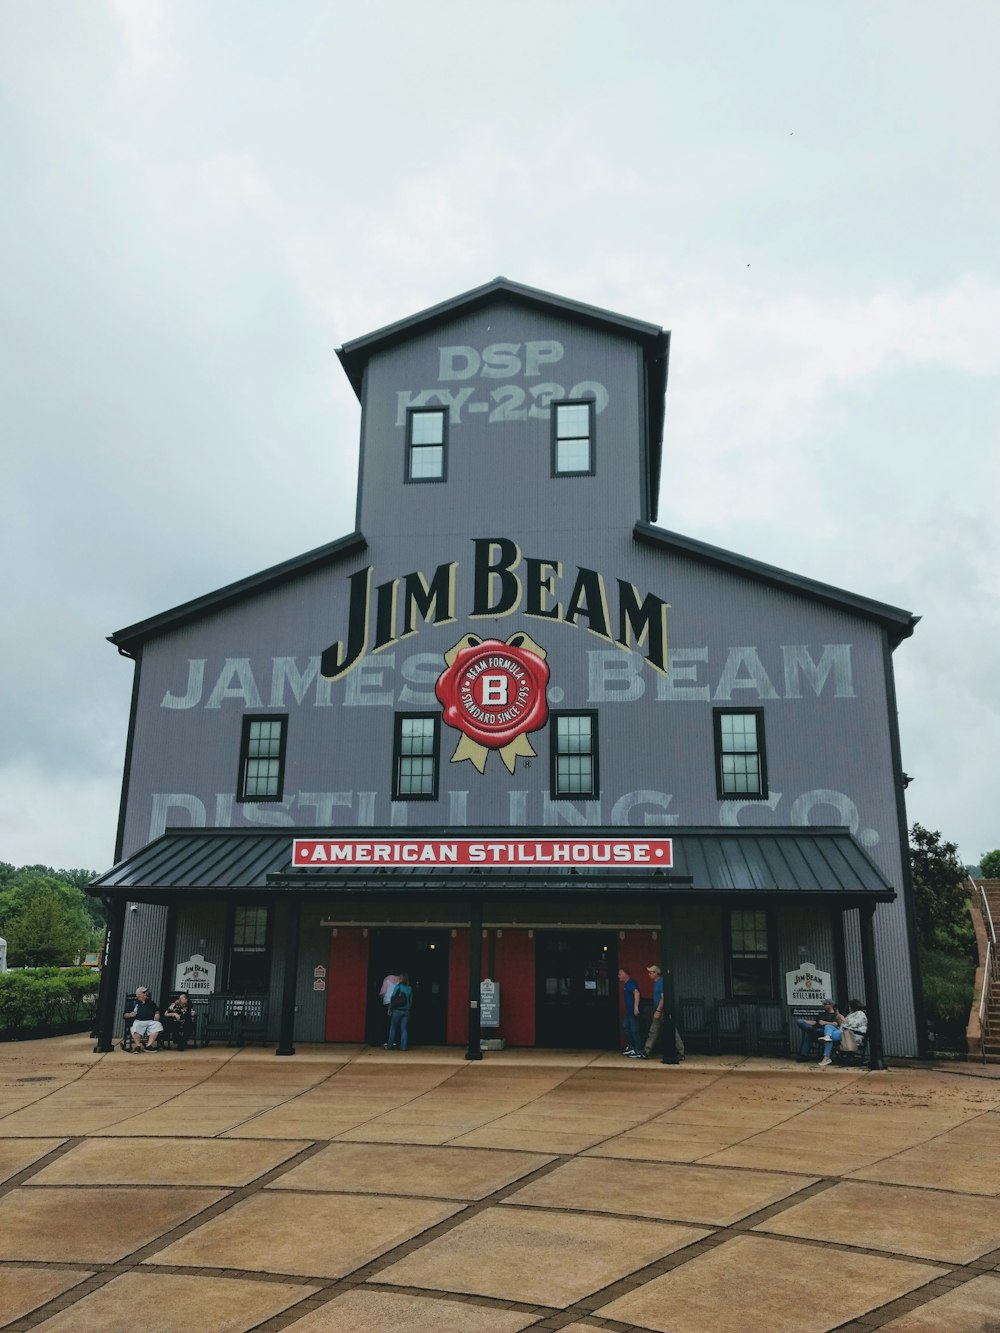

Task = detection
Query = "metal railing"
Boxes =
[974,883,998,1058]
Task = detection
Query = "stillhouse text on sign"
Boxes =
[293,838,674,868]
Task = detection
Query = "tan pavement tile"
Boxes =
[448,1124,623,1154]
[503,1156,817,1226]
[33,1271,317,1332]
[27,1137,310,1186]
[0,1186,227,1263]
[0,1137,65,1183]
[596,1234,947,1333]
[376,1205,708,1308]
[0,1266,92,1328]
[700,1117,961,1175]
[848,1116,1000,1195]
[754,1180,1000,1263]
[334,1116,508,1145]
[585,1122,763,1163]
[879,1274,1000,1330]
[285,1289,537,1331]
[148,1191,462,1278]
[270,1141,553,1199]
[225,1113,378,1139]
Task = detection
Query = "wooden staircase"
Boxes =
[972,880,1000,1062]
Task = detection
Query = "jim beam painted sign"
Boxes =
[319,537,667,776]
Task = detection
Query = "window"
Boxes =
[550,711,599,798]
[727,909,774,999]
[713,708,767,799]
[393,713,440,800]
[406,407,447,482]
[227,905,271,992]
[551,399,595,476]
[237,715,287,802]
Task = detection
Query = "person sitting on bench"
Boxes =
[795,1001,838,1062]
[163,991,195,1049]
[125,986,163,1052]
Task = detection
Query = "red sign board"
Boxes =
[292,837,673,869]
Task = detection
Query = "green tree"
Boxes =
[979,849,1000,878]
[0,864,102,942]
[3,886,89,966]
[909,823,974,956]
[910,824,976,1037]
[0,868,96,967]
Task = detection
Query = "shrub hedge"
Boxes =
[0,968,101,1038]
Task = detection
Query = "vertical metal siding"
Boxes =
[115,903,168,1018]
[111,297,919,1055]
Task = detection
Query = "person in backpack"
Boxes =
[385,971,413,1051]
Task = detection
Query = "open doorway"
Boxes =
[365,928,450,1046]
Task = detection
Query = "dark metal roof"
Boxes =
[89,827,895,902]
[337,277,670,523]
[109,531,367,654]
[634,522,919,648]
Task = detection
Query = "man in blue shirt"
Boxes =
[618,968,642,1057]
[641,964,685,1061]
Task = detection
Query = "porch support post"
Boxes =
[465,899,483,1061]
[158,901,178,1009]
[832,905,849,1010]
[859,901,887,1070]
[660,898,680,1065]
[276,896,302,1056]
[93,896,126,1053]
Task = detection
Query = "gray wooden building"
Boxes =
[91,278,921,1062]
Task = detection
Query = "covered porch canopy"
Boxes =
[89,826,895,1067]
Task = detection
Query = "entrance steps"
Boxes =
[974,880,1000,1063]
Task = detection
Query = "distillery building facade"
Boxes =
[91,278,921,1061]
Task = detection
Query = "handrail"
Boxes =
[980,884,997,948]
[967,880,998,1061]
[979,937,993,1026]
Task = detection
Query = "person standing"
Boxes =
[641,965,685,1061]
[618,968,642,1057]
[385,972,413,1051]
[379,971,400,1045]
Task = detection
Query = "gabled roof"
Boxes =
[89,826,895,902]
[634,522,919,648]
[337,277,671,520]
[109,531,366,656]
[107,518,918,655]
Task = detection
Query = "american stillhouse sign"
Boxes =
[292,838,675,867]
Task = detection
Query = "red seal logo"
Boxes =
[436,634,550,773]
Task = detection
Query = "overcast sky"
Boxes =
[1,2,997,872]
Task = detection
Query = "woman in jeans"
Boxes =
[385,972,413,1051]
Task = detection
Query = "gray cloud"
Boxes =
[1,1,997,866]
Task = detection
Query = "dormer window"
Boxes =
[407,407,447,482]
[552,399,595,476]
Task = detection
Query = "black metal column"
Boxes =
[859,901,886,1070]
[276,896,302,1056]
[659,899,680,1064]
[158,902,178,1008]
[465,900,483,1061]
[93,897,126,1053]
[832,906,849,1009]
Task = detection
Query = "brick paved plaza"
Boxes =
[1,1038,999,1332]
